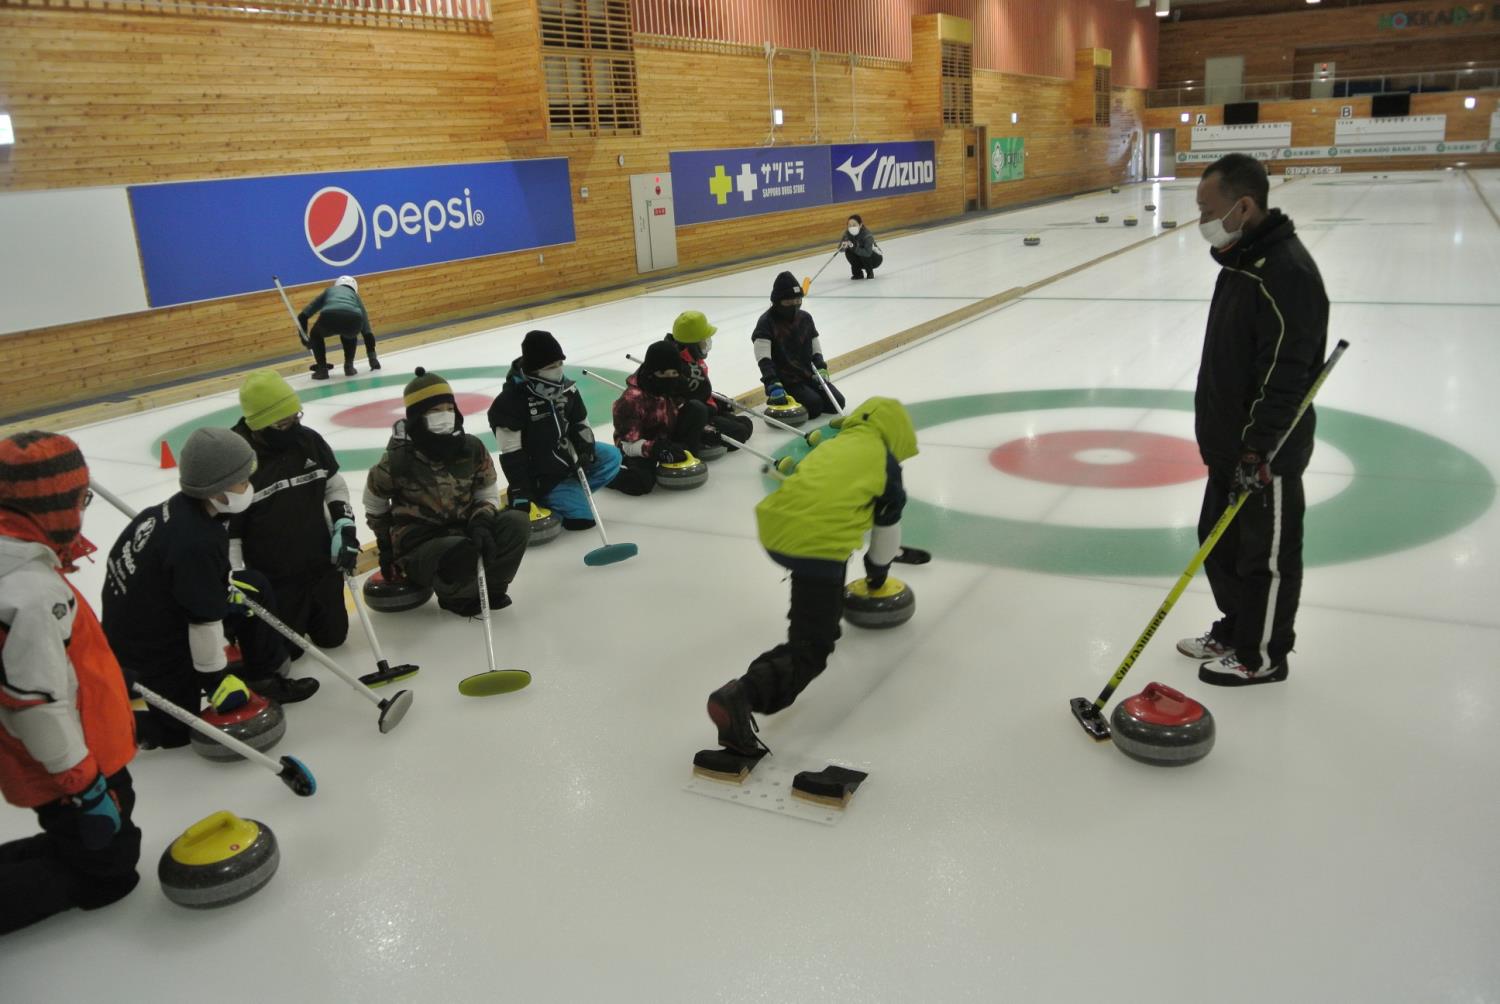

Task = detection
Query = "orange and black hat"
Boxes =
[0,431,90,552]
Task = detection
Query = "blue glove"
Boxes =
[330,517,359,574]
[767,382,788,405]
[72,774,121,851]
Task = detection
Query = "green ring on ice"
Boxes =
[767,388,1494,575]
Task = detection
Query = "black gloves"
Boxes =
[652,440,688,464]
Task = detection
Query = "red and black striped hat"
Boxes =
[0,431,90,551]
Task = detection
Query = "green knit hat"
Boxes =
[240,370,302,431]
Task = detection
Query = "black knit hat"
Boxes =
[641,339,683,377]
[771,271,803,302]
[521,330,566,373]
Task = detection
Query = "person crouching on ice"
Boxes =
[753,272,845,420]
[230,370,358,667]
[841,214,882,280]
[663,310,753,447]
[1,432,142,933]
[609,341,716,496]
[102,428,312,748]
[364,369,528,618]
[707,397,918,753]
[487,330,640,528]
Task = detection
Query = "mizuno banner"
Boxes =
[669,140,937,226]
[829,141,937,203]
[128,158,575,307]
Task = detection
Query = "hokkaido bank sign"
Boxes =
[1378,4,1500,28]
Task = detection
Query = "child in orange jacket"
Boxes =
[0,432,141,934]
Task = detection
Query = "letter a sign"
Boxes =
[1195,113,1207,126]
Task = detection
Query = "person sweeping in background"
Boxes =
[298,275,380,380]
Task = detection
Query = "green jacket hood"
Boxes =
[839,397,917,462]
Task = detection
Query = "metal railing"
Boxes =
[1148,64,1500,107]
[0,0,492,31]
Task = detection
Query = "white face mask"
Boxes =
[699,336,713,356]
[847,225,860,236]
[425,411,457,435]
[1198,202,1246,250]
[538,364,565,383]
[212,485,255,515]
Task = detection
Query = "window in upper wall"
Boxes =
[941,40,973,126]
[540,0,640,136]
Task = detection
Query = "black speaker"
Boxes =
[1371,92,1411,118]
[1223,101,1260,126]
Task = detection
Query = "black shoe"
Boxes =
[369,356,382,371]
[437,594,482,618]
[485,590,512,612]
[247,674,320,704]
[311,365,330,381]
[864,270,875,279]
[850,273,865,280]
[1198,654,1290,687]
[344,362,358,377]
[562,517,595,531]
[706,679,770,756]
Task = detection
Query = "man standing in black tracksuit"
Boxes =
[1175,153,1329,687]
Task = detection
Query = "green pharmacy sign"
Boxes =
[990,137,1025,182]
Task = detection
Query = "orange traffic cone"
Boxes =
[159,440,176,469]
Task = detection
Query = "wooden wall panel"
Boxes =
[0,5,1142,416]
[976,71,1142,206]
[1159,1,1500,83]
[1142,91,1500,177]
[0,9,533,190]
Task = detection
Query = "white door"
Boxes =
[630,173,677,273]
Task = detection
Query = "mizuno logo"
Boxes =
[835,150,880,192]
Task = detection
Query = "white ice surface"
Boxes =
[3,171,1498,1003]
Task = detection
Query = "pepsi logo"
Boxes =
[305,187,367,267]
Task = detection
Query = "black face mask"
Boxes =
[257,424,301,452]
[772,303,799,323]
[639,370,690,398]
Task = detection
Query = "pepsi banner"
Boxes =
[830,141,937,203]
[128,159,575,307]
[669,145,832,226]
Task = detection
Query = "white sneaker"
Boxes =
[1176,632,1233,660]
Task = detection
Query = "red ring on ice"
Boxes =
[989,430,1204,488]
[330,393,493,429]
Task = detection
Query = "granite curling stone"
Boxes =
[843,576,916,629]
[657,452,709,490]
[190,694,284,763]
[159,811,280,909]
[1110,682,1216,767]
[362,570,433,612]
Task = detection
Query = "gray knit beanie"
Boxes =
[179,427,256,499]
